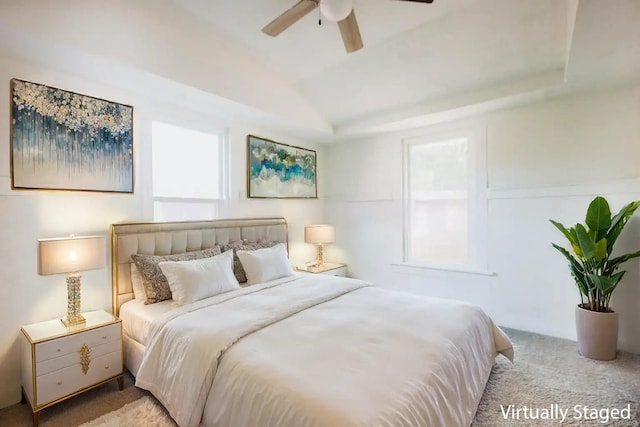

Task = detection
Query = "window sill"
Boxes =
[391,263,496,277]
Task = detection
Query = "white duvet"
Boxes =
[136,274,513,427]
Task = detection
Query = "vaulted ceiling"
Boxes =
[0,0,638,142]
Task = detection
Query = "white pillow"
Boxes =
[131,263,147,301]
[236,243,294,285]
[158,250,240,306]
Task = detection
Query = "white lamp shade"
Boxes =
[38,235,106,275]
[304,225,335,244]
[320,0,353,22]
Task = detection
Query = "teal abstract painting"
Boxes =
[247,135,316,198]
[10,79,133,193]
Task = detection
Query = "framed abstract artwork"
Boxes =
[247,135,317,198]
[10,79,134,193]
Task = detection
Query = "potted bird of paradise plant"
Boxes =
[550,196,640,360]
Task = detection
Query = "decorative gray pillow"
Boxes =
[131,246,222,304]
[221,240,281,283]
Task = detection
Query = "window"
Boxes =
[403,129,487,271]
[151,122,228,221]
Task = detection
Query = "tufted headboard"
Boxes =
[110,217,288,315]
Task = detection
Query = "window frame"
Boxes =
[402,127,488,272]
[150,121,230,222]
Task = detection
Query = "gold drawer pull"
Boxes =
[102,336,107,340]
[56,349,61,353]
[57,381,62,385]
[80,344,91,375]
[105,365,110,370]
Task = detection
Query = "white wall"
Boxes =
[0,54,325,409]
[0,0,331,134]
[325,83,640,354]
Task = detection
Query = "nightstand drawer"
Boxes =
[36,350,122,406]
[36,339,122,376]
[36,323,120,362]
[320,266,346,277]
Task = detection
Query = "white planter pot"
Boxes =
[575,304,618,361]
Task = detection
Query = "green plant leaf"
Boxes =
[552,244,589,297]
[585,197,611,237]
[604,271,626,304]
[572,269,590,297]
[551,243,577,264]
[571,242,584,258]
[569,227,578,242]
[550,220,577,245]
[606,201,640,253]
[594,238,607,262]
[588,271,624,294]
[575,223,595,259]
[604,249,640,275]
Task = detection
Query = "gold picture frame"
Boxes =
[247,134,317,199]
[10,79,134,193]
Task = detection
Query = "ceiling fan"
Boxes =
[262,0,435,54]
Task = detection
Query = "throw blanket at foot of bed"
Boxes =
[135,275,513,427]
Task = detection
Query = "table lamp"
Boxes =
[38,235,106,327]
[304,224,335,267]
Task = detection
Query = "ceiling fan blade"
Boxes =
[338,9,363,53]
[262,0,318,37]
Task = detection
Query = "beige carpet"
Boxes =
[0,374,149,427]
[78,396,175,427]
[1,328,639,427]
[473,329,640,426]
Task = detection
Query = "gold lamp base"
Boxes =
[61,273,86,328]
[313,244,325,267]
[61,314,86,327]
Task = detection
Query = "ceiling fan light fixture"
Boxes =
[320,0,353,22]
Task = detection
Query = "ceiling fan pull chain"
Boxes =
[318,3,322,26]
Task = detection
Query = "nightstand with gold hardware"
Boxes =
[20,310,123,426]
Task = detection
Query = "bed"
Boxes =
[111,217,513,427]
